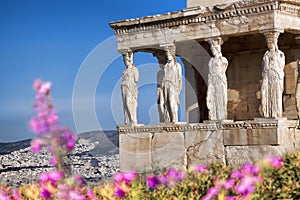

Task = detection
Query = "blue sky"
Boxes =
[0,0,186,142]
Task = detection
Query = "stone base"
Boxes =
[117,119,300,172]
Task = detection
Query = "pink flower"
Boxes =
[191,164,207,173]
[114,185,126,198]
[114,173,123,183]
[167,169,186,182]
[87,190,96,198]
[231,170,243,179]
[74,175,87,186]
[202,186,220,200]
[47,114,58,125]
[31,138,43,153]
[40,186,52,199]
[67,140,75,150]
[242,162,260,176]
[38,82,51,94]
[69,190,87,200]
[268,156,283,169]
[224,179,235,190]
[147,175,161,190]
[33,79,42,90]
[39,171,63,185]
[114,172,138,185]
[29,117,42,134]
[50,156,57,165]
[12,189,21,200]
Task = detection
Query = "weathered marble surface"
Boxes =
[152,132,186,170]
[207,37,228,120]
[119,133,151,172]
[186,129,225,167]
[118,119,300,172]
[187,0,239,8]
[121,52,139,125]
[261,31,285,118]
[162,50,182,122]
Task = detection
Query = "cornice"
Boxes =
[109,0,291,35]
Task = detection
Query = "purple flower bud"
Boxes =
[224,179,235,190]
[31,138,43,153]
[113,172,138,185]
[0,192,10,200]
[242,162,261,176]
[231,170,243,179]
[268,156,283,169]
[40,186,52,199]
[114,185,126,198]
[33,79,42,90]
[192,164,207,173]
[202,186,220,200]
[147,175,161,190]
[67,140,75,150]
[226,196,238,200]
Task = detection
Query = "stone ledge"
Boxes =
[117,119,299,134]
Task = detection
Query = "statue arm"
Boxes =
[262,52,269,77]
[134,68,139,83]
[177,63,182,92]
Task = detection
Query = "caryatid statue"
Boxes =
[207,37,228,120]
[154,53,167,123]
[162,50,182,122]
[261,31,285,118]
[121,51,139,125]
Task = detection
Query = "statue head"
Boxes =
[264,31,280,50]
[208,37,223,57]
[166,50,176,63]
[123,51,134,68]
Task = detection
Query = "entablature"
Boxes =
[110,0,300,52]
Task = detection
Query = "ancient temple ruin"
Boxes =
[110,0,300,172]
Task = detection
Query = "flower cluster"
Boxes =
[113,172,138,198]
[28,80,94,199]
[29,80,77,172]
[147,168,186,190]
[0,186,21,200]
[202,156,284,200]
[39,173,97,200]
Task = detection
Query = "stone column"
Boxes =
[261,30,285,118]
[121,51,139,125]
[206,37,228,120]
[153,52,167,123]
[181,58,200,123]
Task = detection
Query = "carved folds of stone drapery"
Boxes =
[153,52,167,123]
[153,46,183,123]
[206,37,229,120]
[121,51,139,125]
[261,30,285,118]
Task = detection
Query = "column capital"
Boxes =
[260,28,284,35]
[119,49,133,55]
[159,43,176,54]
[205,36,224,46]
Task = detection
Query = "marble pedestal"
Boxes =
[117,119,300,172]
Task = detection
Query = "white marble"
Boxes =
[121,52,139,124]
[261,31,285,118]
[207,37,228,120]
[162,50,182,122]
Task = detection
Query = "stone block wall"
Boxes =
[118,119,300,172]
